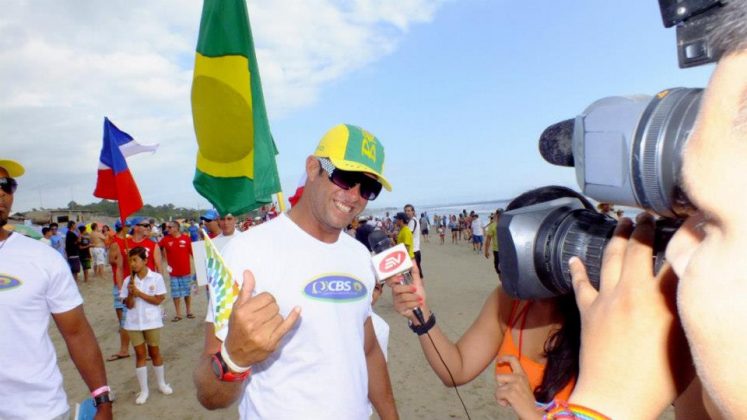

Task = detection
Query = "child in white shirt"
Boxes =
[120,246,173,405]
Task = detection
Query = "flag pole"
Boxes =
[276,192,286,213]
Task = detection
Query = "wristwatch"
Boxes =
[211,351,251,382]
[92,392,113,407]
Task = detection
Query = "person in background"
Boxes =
[41,226,53,245]
[470,214,484,253]
[90,222,108,280]
[420,212,431,243]
[188,220,200,242]
[78,225,92,283]
[200,209,221,239]
[393,212,415,260]
[106,219,131,362]
[484,208,504,275]
[159,221,195,322]
[49,222,66,257]
[404,204,424,278]
[65,220,81,281]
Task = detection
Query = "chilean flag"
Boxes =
[93,118,158,220]
[288,173,306,208]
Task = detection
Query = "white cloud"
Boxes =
[0,0,447,212]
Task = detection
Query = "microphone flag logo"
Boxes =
[379,250,407,274]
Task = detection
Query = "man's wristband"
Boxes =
[91,385,111,398]
[220,341,252,373]
[408,312,436,335]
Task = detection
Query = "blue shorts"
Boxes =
[170,275,193,298]
[472,235,483,245]
[112,285,126,310]
[112,286,127,327]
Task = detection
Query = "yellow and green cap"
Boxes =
[313,124,392,191]
[0,159,25,178]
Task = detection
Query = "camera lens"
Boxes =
[498,197,680,300]
[535,209,616,295]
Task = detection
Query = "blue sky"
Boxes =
[1,0,713,214]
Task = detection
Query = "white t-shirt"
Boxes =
[212,231,237,252]
[220,213,375,419]
[471,218,484,236]
[120,269,167,331]
[407,218,421,252]
[0,233,83,419]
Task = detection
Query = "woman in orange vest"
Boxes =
[390,186,584,419]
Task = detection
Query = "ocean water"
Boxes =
[370,200,641,225]
[371,200,510,224]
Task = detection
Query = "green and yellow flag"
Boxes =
[191,0,281,216]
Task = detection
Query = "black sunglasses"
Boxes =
[317,158,382,201]
[137,223,151,228]
[0,177,18,195]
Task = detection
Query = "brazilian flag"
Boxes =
[191,0,281,216]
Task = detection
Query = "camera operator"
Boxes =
[565,2,747,418]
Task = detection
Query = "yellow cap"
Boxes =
[0,159,25,177]
[313,124,392,191]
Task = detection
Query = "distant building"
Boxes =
[12,209,101,225]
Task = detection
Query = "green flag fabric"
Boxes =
[191,0,281,216]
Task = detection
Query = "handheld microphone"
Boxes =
[368,230,426,325]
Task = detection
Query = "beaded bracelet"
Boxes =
[544,400,611,420]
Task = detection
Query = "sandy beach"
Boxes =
[52,236,675,419]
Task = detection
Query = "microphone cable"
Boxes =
[423,328,472,420]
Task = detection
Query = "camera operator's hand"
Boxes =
[567,214,692,418]
[495,355,542,420]
[224,270,301,367]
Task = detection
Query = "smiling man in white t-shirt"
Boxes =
[194,124,398,419]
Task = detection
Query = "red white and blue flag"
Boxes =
[288,173,306,208]
[93,117,158,221]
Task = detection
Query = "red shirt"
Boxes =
[127,237,158,272]
[159,233,193,276]
[112,236,129,285]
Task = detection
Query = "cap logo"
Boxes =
[361,131,377,163]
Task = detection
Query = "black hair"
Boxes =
[709,1,747,59]
[42,227,50,235]
[505,185,586,402]
[50,222,58,229]
[77,225,86,233]
[354,223,375,251]
[91,222,98,230]
[128,246,148,260]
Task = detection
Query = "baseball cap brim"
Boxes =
[0,159,25,178]
[327,157,393,192]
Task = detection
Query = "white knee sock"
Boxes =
[135,366,149,404]
[154,364,173,395]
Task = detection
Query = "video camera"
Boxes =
[497,0,729,300]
